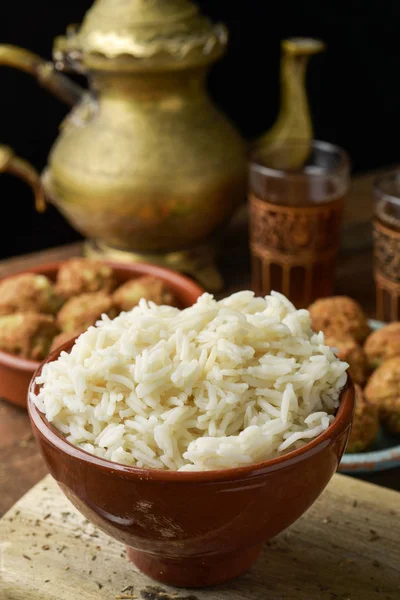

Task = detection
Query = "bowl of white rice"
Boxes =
[28,291,354,588]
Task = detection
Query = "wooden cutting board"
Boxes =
[0,474,399,600]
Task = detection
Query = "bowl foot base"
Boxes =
[126,543,263,588]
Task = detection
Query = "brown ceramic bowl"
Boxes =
[28,350,354,588]
[0,260,204,409]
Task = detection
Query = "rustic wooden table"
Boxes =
[1,169,399,519]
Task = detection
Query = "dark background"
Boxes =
[1,1,399,259]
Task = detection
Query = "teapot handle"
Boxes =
[0,145,46,212]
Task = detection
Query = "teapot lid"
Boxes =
[54,0,227,71]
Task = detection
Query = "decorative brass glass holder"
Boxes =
[373,219,400,321]
[84,239,223,292]
[249,194,344,307]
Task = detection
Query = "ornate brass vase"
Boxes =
[0,0,323,290]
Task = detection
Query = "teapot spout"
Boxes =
[256,38,325,168]
[0,45,84,106]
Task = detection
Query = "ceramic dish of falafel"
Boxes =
[309,297,400,473]
[0,258,204,408]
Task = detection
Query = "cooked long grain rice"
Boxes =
[32,291,348,471]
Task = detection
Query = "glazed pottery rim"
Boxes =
[340,444,400,472]
[0,259,204,373]
[0,348,39,372]
[28,340,354,483]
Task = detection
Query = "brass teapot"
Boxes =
[0,0,323,289]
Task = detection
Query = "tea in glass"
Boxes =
[249,141,350,307]
[373,171,400,321]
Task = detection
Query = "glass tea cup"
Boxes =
[373,171,400,321]
[249,140,350,308]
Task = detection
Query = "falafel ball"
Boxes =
[346,384,380,453]
[364,322,400,369]
[50,330,83,353]
[0,273,62,316]
[56,259,117,299]
[325,335,368,386]
[309,296,370,343]
[365,357,400,434]
[0,312,59,360]
[113,276,177,312]
[57,292,117,333]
